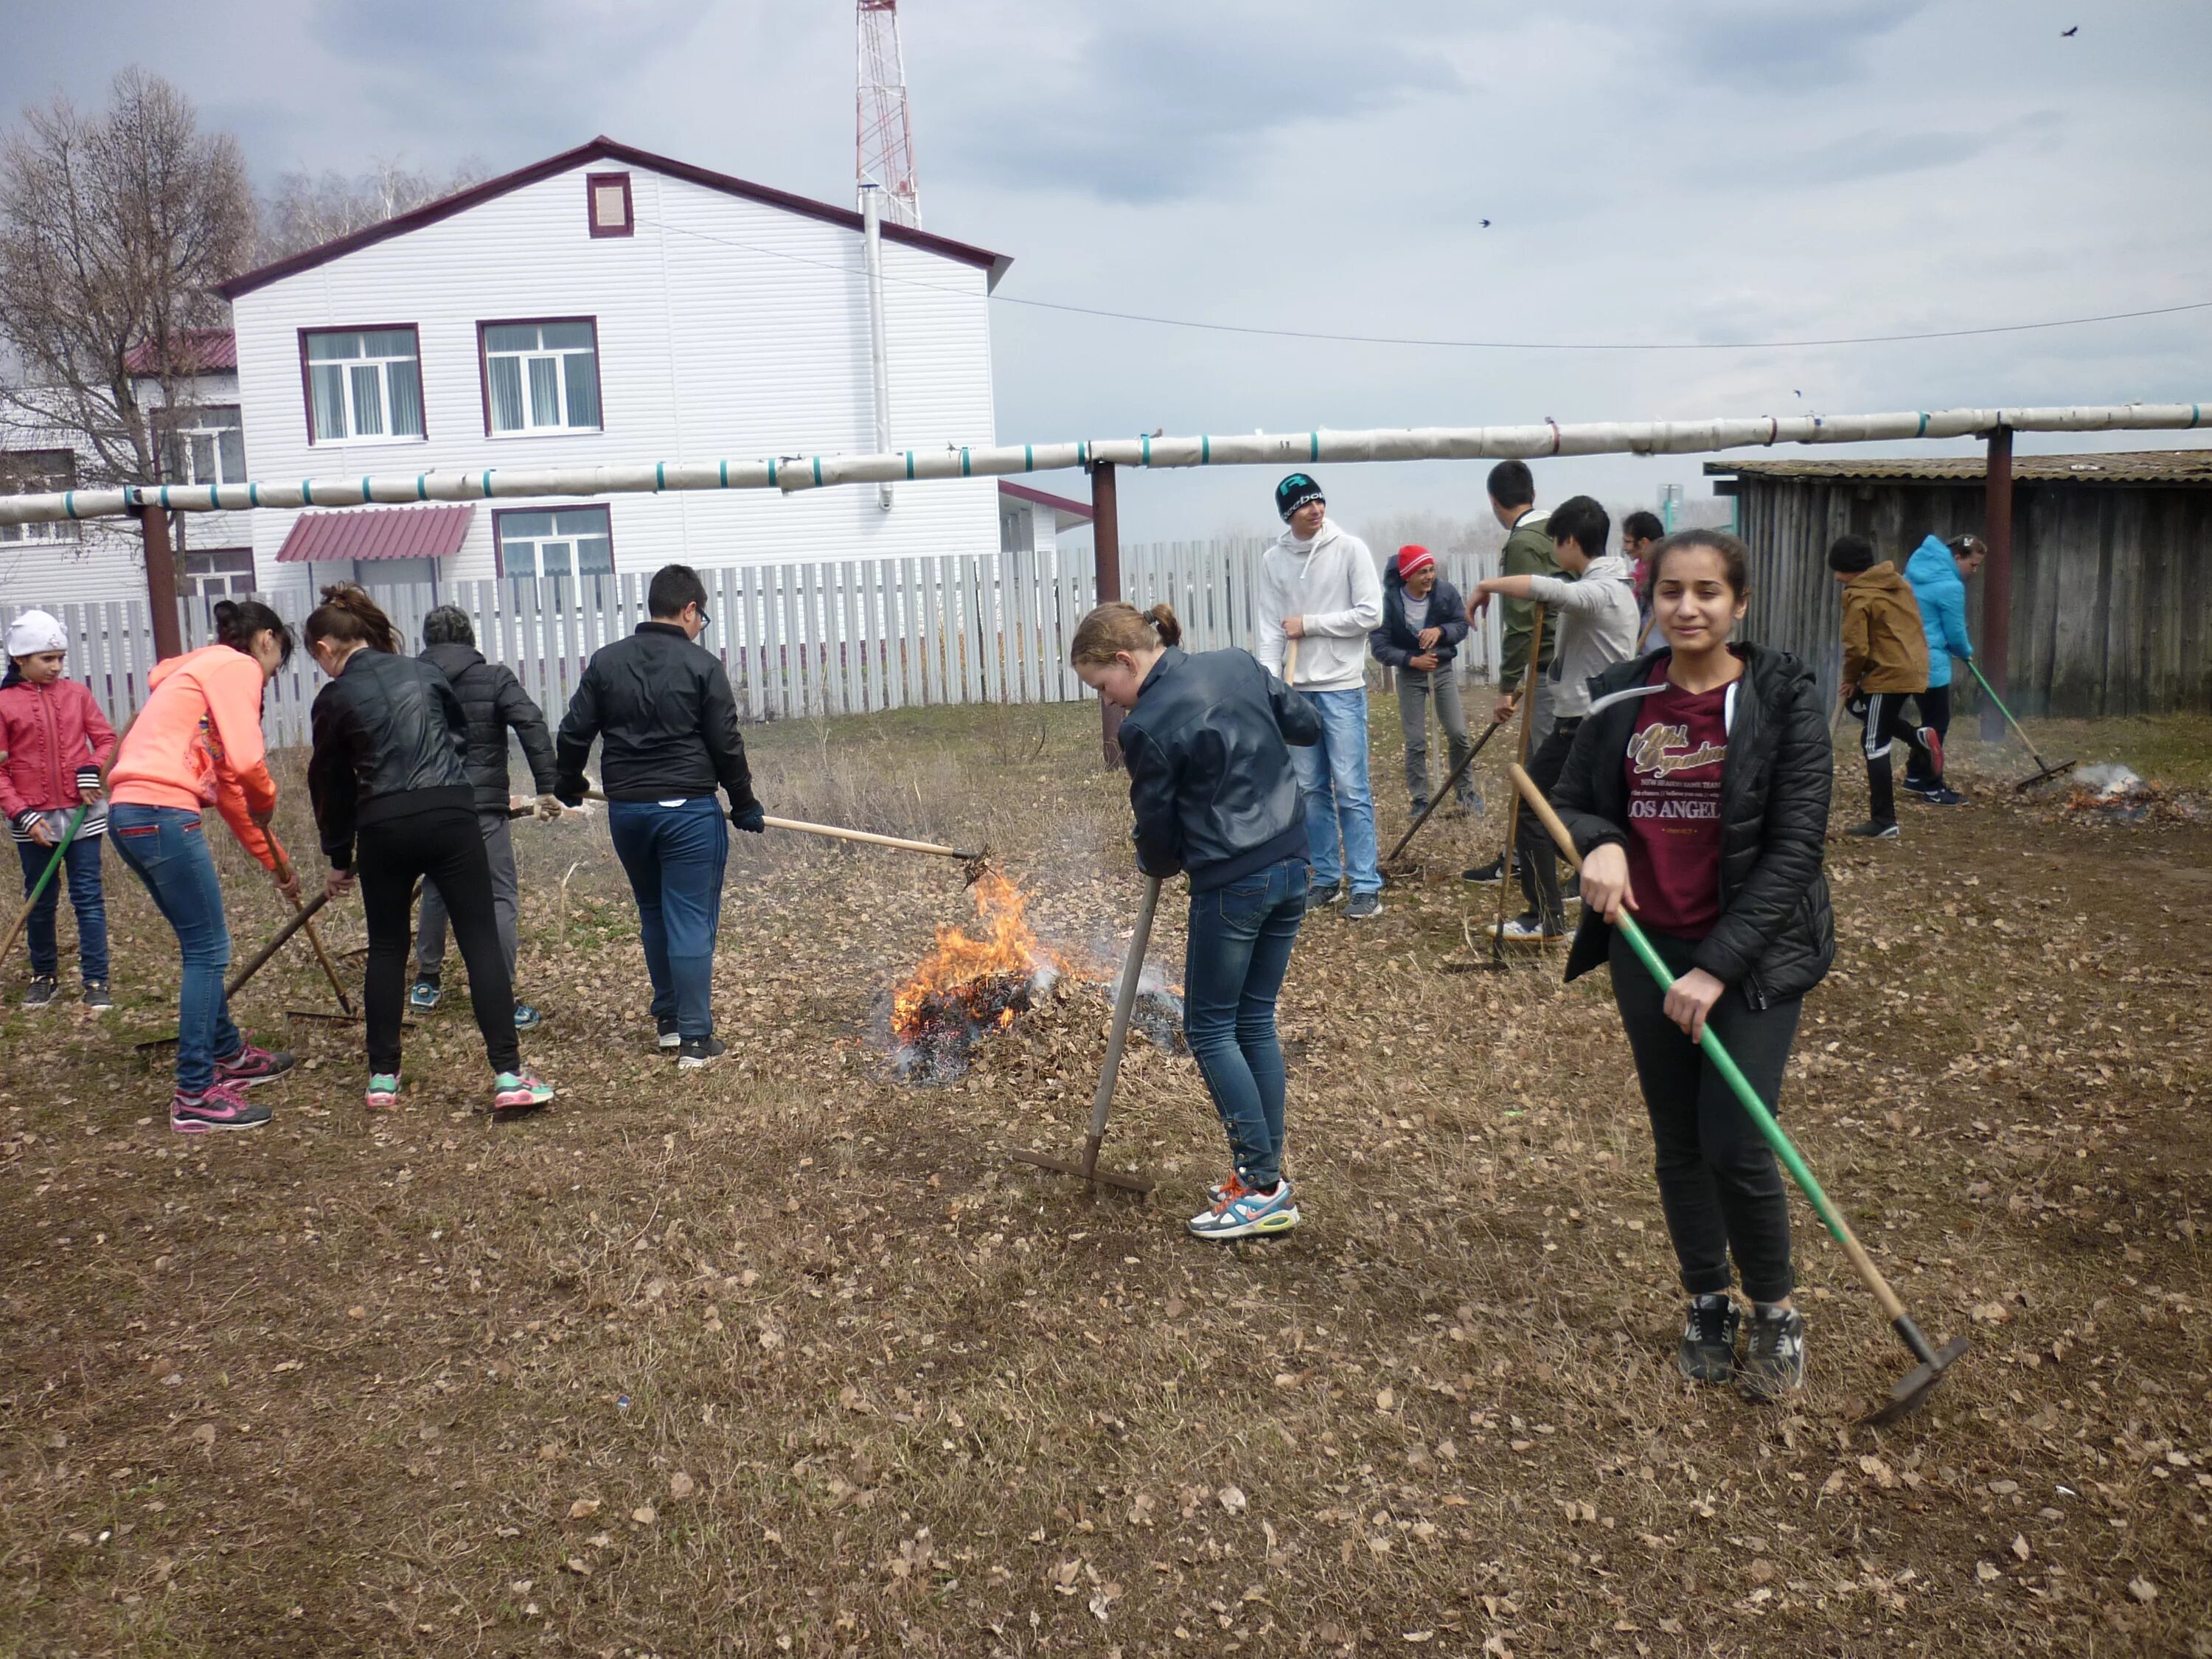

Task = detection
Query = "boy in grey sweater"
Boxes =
[1468,495,1640,940]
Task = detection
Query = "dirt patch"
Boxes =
[1,700,2207,1656]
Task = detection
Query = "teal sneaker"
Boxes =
[492,1069,554,1113]
[1188,1178,1300,1241]
[364,1073,400,1111]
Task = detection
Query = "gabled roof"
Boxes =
[998,480,1094,523]
[124,329,237,375]
[217,136,1012,299]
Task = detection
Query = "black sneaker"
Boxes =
[655,1015,681,1053]
[1408,799,1431,820]
[1309,880,1343,906]
[81,981,113,1012]
[23,975,58,1007]
[1846,820,1900,840]
[1678,1293,1739,1384]
[1344,891,1382,920]
[1738,1304,1806,1402]
[1922,786,1965,807]
[676,1034,726,1071]
[1461,852,1518,884]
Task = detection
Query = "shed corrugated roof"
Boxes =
[123,329,237,375]
[997,480,1094,522]
[275,504,476,564]
[1704,450,2212,485]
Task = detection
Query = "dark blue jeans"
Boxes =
[16,832,109,983]
[110,804,241,1093]
[1182,855,1308,1189]
[607,797,728,1040]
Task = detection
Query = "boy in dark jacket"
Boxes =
[1369,545,1478,818]
[1829,535,1942,839]
[409,605,563,1027]
[556,565,763,1068]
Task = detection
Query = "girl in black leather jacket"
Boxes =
[1550,530,1834,1404]
[1071,601,1320,1242]
[305,586,552,1117]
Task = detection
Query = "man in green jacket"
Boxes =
[1464,459,1561,886]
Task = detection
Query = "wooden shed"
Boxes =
[1708,450,2212,717]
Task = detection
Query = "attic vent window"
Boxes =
[586,171,633,238]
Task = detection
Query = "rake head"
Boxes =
[1007,1144,1155,1196]
[2011,759,2077,793]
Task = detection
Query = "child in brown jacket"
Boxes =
[1829,535,1942,838]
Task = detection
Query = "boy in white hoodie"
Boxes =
[1254,473,1386,917]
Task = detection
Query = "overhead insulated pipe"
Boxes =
[2,403,2205,526]
[860,180,894,511]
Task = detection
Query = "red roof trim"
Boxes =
[274,504,476,564]
[218,136,1012,299]
[124,329,237,375]
[997,479,1094,521]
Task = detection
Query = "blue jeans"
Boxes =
[1183,855,1307,1189]
[17,832,108,983]
[1287,686,1380,895]
[109,804,241,1093]
[607,797,728,1039]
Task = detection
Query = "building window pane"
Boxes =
[218,425,246,481]
[489,357,524,432]
[481,319,599,435]
[528,355,561,426]
[305,327,422,445]
[496,503,612,579]
[563,352,600,428]
[311,364,348,439]
[350,363,384,436]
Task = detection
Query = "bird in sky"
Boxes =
[1479,218,1492,228]
[1794,389,1804,398]
[2062,24,2078,35]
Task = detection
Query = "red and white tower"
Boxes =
[856,0,922,228]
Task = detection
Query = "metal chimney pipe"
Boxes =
[860,181,894,511]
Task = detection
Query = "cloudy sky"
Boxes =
[7,0,2211,538]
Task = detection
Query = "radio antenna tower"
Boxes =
[856,1,922,228]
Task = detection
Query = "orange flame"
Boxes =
[891,869,1063,1043]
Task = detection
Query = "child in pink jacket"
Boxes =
[0,610,115,1008]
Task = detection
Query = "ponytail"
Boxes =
[303,584,403,655]
[212,598,296,667]
[1069,601,1181,665]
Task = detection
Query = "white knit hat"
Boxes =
[4,609,67,659]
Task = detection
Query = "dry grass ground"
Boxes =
[1,692,2207,1658]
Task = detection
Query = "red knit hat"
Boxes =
[1396,544,1436,577]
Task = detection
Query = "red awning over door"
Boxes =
[274,504,476,563]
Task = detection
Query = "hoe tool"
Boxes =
[1509,764,1969,1425]
[0,802,90,967]
[1009,873,1160,1196]
[1967,662,2075,791]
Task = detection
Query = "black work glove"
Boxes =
[731,801,765,834]
[554,778,586,809]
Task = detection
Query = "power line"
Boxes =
[635,214,2212,354]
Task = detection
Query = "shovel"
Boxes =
[1509,763,1969,1425]
[1009,872,1160,1196]
[0,803,90,970]
[1966,663,2075,791]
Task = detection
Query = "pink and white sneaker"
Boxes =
[491,1070,554,1114]
[215,1040,296,1089]
[170,1082,273,1134]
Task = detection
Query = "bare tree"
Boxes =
[0,69,254,497]
[259,157,487,262]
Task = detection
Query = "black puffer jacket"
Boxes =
[554,622,757,810]
[1119,646,1321,892]
[1368,568,1470,669]
[1554,643,1835,1008]
[420,641,558,811]
[308,647,471,870]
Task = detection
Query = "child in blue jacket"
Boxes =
[1902,534,1985,804]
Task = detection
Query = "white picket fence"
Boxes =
[5,541,1500,748]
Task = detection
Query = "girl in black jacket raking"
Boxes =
[1551,529,1835,1402]
[305,586,552,1116]
[1071,601,1321,1241]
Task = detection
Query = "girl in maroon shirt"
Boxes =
[1551,531,1836,1404]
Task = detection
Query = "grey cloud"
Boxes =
[936,15,1458,203]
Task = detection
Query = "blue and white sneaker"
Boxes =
[1187,1178,1300,1241]
[407,978,442,1012]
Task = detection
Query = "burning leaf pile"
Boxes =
[889,870,1071,1082]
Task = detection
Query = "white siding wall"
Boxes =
[231,161,1000,605]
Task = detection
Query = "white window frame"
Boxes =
[481,319,602,437]
[0,451,79,543]
[178,546,256,598]
[303,327,425,445]
[163,403,248,487]
[493,504,615,580]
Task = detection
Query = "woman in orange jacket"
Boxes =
[108,600,302,1133]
